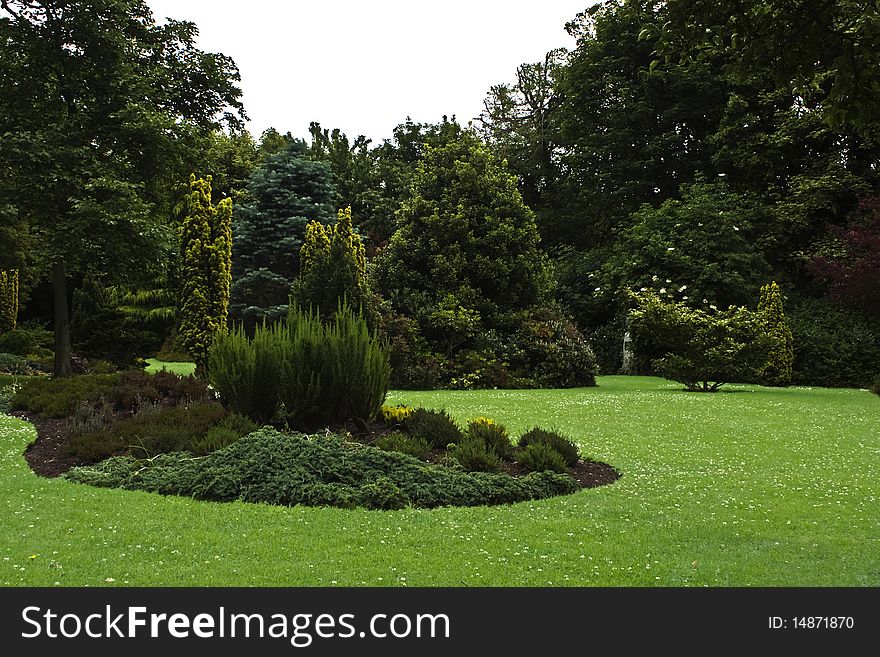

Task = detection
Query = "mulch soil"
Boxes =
[15,410,621,490]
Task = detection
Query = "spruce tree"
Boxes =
[179,175,233,371]
[230,140,335,326]
[758,281,794,387]
[292,207,372,321]
[0,269,18,332]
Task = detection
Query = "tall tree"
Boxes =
[179,175,232,371]
[0,0,244,375]
[646,0,880,135]
[230,140,335,326]
[376,128,551,331]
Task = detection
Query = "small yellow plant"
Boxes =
[381,404,414,424]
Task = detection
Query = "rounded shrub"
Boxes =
[518,442,567,474]
[375,431,431,460]
[403,408,463,448]
[465,417,513,458]
[517,427,580,467]
[455,436,503,473]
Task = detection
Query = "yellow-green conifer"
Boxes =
[758,281,794,387]
[0,269,18,332]
[179,175,233,371]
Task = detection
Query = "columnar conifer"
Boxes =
[758,281,794,387]
[0,269,18,332]
[179,175,233,371]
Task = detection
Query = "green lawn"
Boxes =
[144,358,197,376]
[1,376,878,586]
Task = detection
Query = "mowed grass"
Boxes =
[0,376,878,586]
[144,358,197,376]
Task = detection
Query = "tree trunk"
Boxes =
[52,260,73,377]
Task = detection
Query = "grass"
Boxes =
[144,358,196,376]
[0,375,878,586]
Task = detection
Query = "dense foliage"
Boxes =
[64,428,580,510]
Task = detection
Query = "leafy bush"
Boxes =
[207,324,281,423]
[0,329,40,356]
[517,427,580,467]
[68,402,228,462]
[64,428,580,509]
[628,291,771,391]
[517,442,568,474]
[278,305,390,427]
[375,431,431,460]
[465,417,513,458]
[454,436,503,473]
[403,408,463,448]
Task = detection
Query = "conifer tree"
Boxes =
[230,140,335,325]
[758,281,794,387]
[179,175,233,371]
[0,269,18,332]
[292,207,372,321]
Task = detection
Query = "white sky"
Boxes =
[146,0,597,144]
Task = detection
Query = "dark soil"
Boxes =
[14,411,86,478]
[17,410,621,491]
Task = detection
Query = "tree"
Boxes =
[292,206,373,322]
[0,269,18,332]
[0,0,244,375]
[376,128,551,331]
[628,291,771,391]
[758,281,794,387]
[308,123,381,238]
[230,140,335,326]
[179,175,232,371]
[644,0,880,135]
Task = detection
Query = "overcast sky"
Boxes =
[146,1,596,144]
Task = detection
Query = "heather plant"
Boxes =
[517,427,580,467]
[403,408,463,448]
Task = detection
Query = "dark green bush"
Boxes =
[64,428,580,509]
[517,442,568,474]
[12,374,120,417]
[871,375,880,396]
[0,326,52,357]
[375,431,431,460]
[403,408,463,448]
[208,324,281,423]
[68,402,228,462]
[454,436,503,473]
[786,296,880,388]
[517,427,580,467]
[465,418,513,458]
[278,305,390,427]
